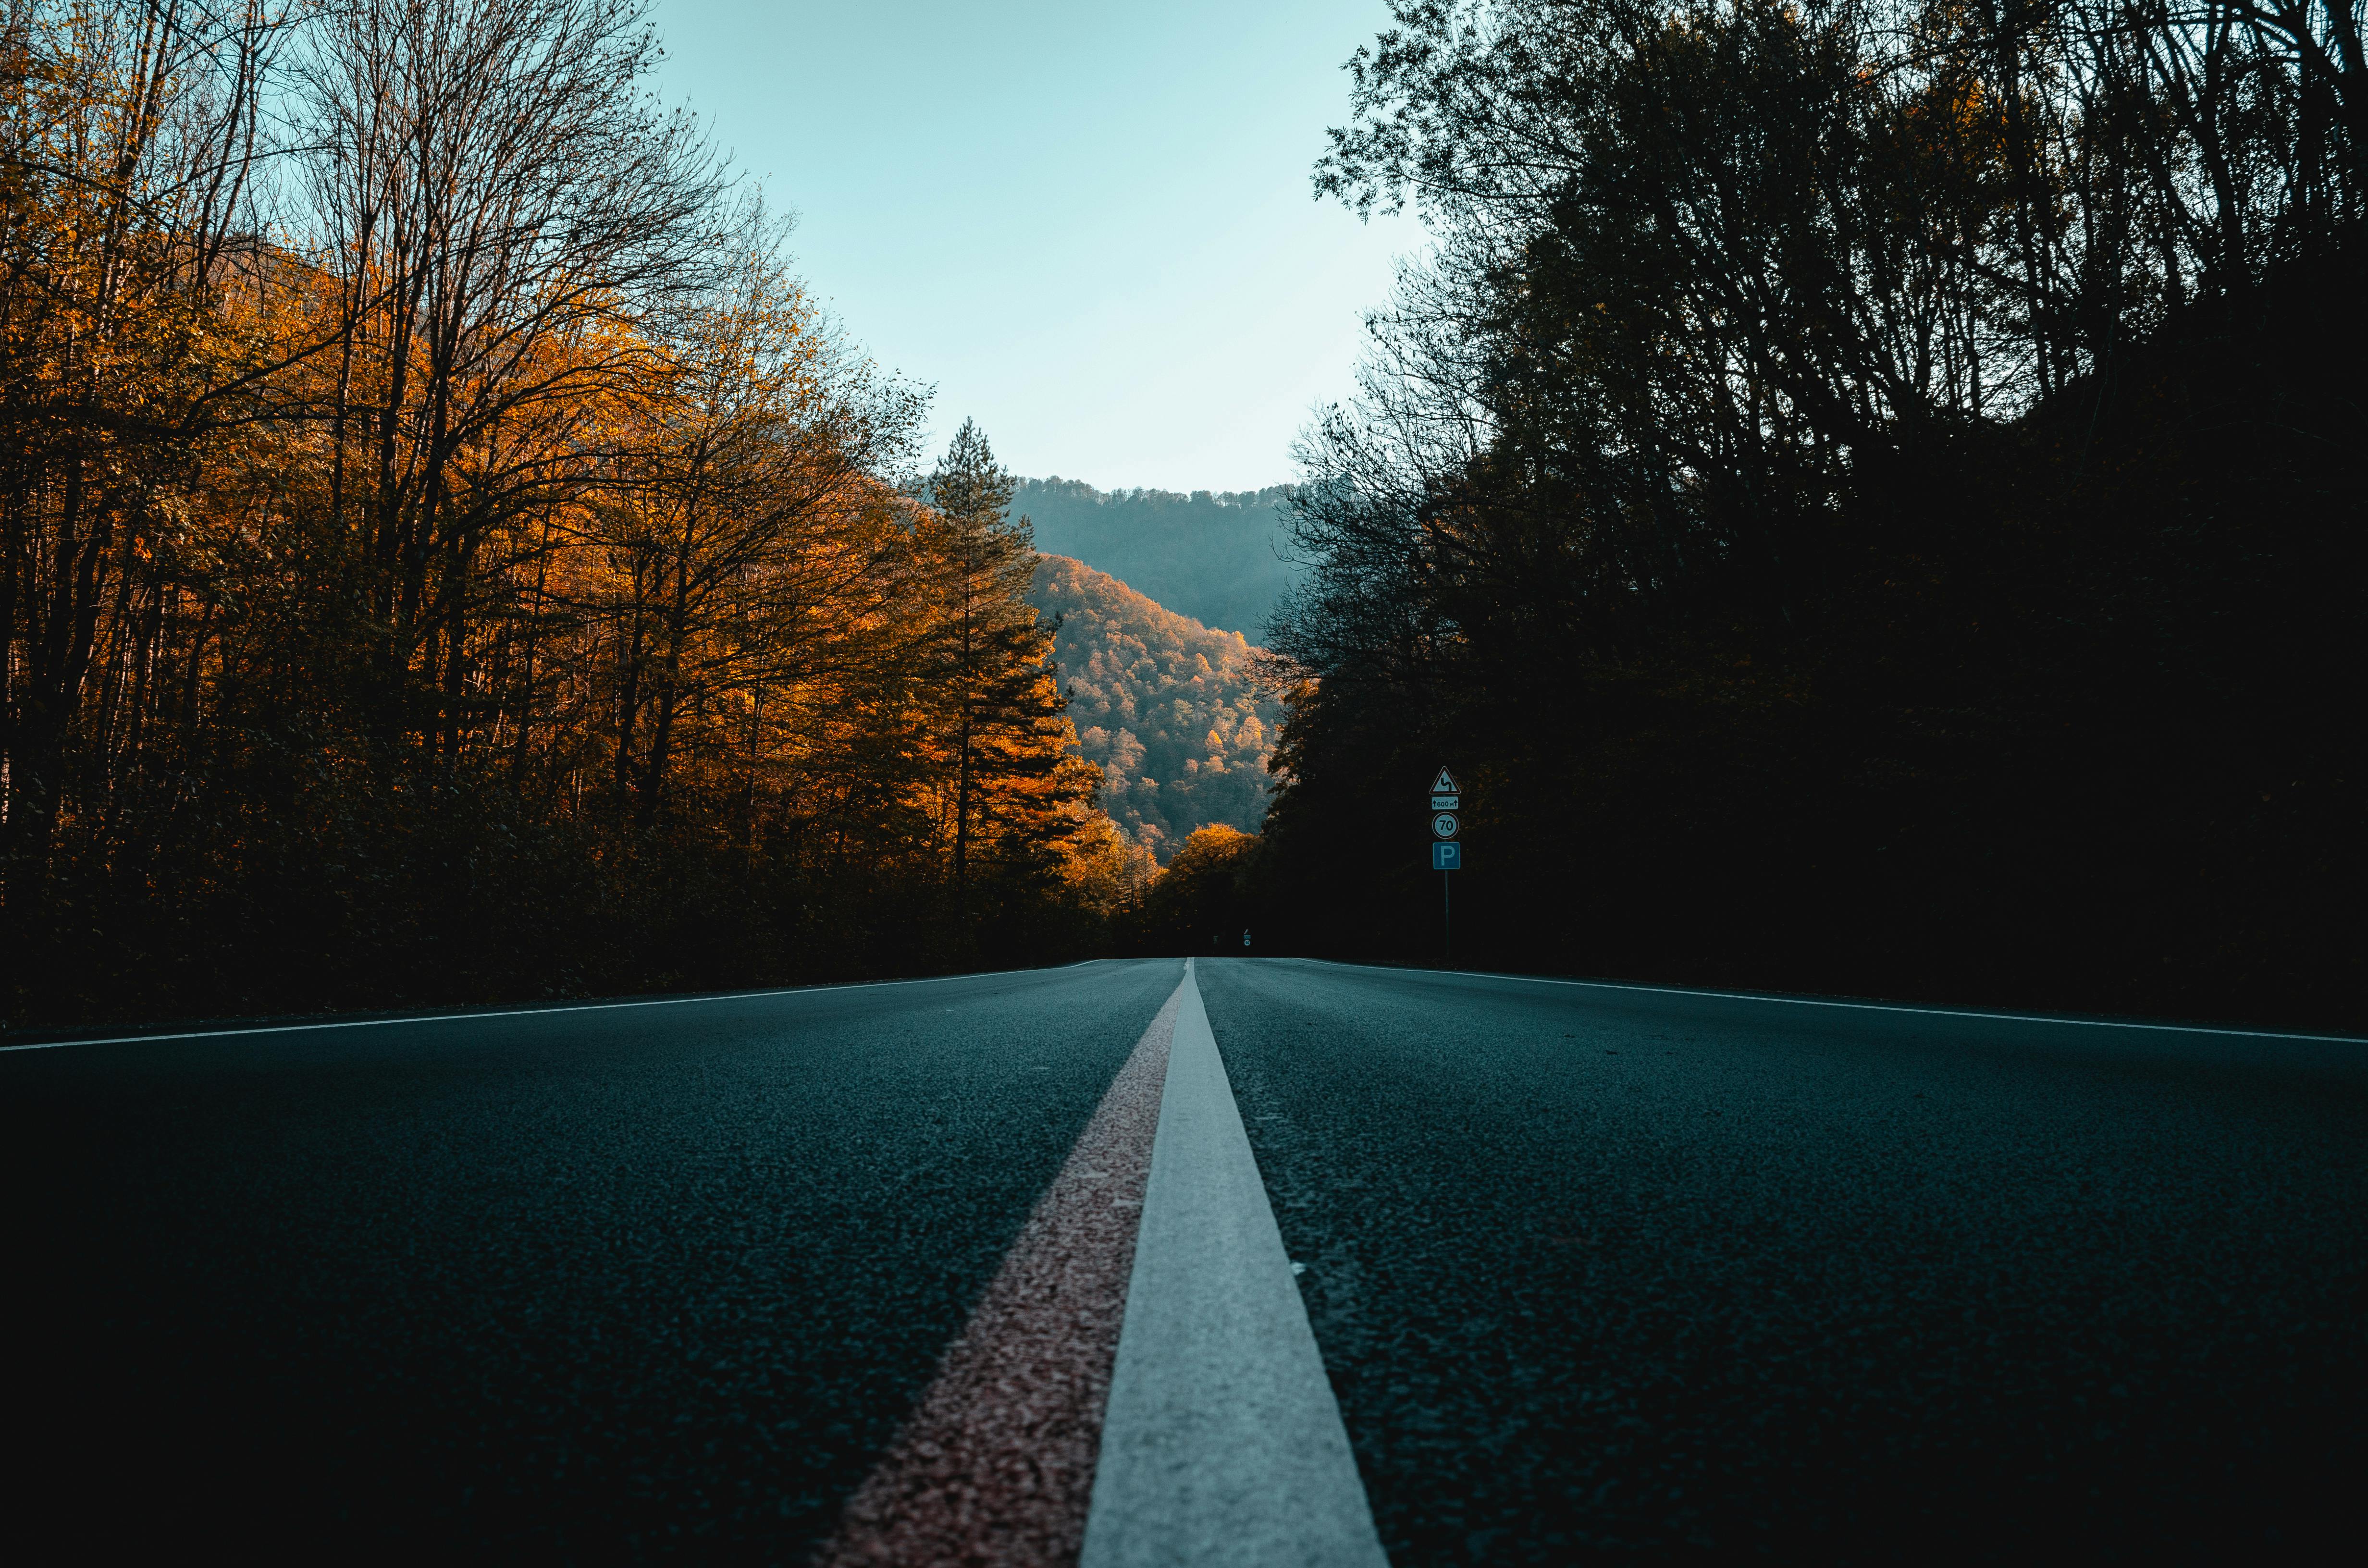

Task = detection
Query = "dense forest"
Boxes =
[0,0,1132,1029]
[1028,556,1281,861]
[7,0,2359,1031]
[1233,0,2365,1029]
[1014,478,1306,638]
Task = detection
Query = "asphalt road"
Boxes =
[5,956,2363,1561]
[1,960,1183,1559]
[1196,959,2368,1563]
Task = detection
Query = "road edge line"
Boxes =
[0,960,1111,1055]
[1279,957,2367,1045]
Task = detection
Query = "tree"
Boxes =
[0,0,293,930]
[293,0,726,757]
[585,208,925,831]
[2,6,1131,1032]
[1260,0,2367,1025]
[1136,823,1260,951]
[921,419,1096,907]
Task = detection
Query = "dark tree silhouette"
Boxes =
[1256,0,2367,1029]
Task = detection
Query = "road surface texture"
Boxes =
[2,962,1181,1559]
[4,956,2363,1562]
[1196,960,2367,1563]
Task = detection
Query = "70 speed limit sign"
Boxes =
[1432,810,1459,839]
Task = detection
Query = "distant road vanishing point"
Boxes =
[5,959,2363,1561]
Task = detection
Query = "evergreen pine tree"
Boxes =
[923,420,1098,907]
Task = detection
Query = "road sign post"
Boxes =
[1430,769,1462,967]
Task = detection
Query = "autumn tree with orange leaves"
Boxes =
[2,0,1110,1029]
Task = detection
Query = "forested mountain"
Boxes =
[1012,479,1306,639]
[1028,557,1281,864]
[1244,0,2367,1030]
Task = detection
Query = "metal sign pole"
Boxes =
[1443,867,1451,968]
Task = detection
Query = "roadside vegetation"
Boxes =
[0,0,1117,1029]
[1246,0,2366,1028]
[9,0,2357,1031]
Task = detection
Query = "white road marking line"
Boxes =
[0,960,1115,1054]
[1081,958,1387,1568]
[1284,957,2366,1045]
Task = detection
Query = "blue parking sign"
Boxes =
[1432,842,1461,870]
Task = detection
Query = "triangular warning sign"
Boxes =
[1430,767,1458,794]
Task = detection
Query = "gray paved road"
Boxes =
[4,955,2362,1562]
[1,959,1182,1559]
[1197,959,2368,1563]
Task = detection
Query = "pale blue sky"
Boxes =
[649,1,1417,491]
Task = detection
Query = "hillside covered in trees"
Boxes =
[1014,479,1306,638]
[1028,557,1281,864]
[1239,0,2366,1030]
[0,1,1126,1029]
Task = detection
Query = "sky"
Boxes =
[648,1,1420,493]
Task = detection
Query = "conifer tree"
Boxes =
[922,420,1096,905]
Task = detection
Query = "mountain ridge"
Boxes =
[1011,478,1308,640]
[1026,554,1282,863]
